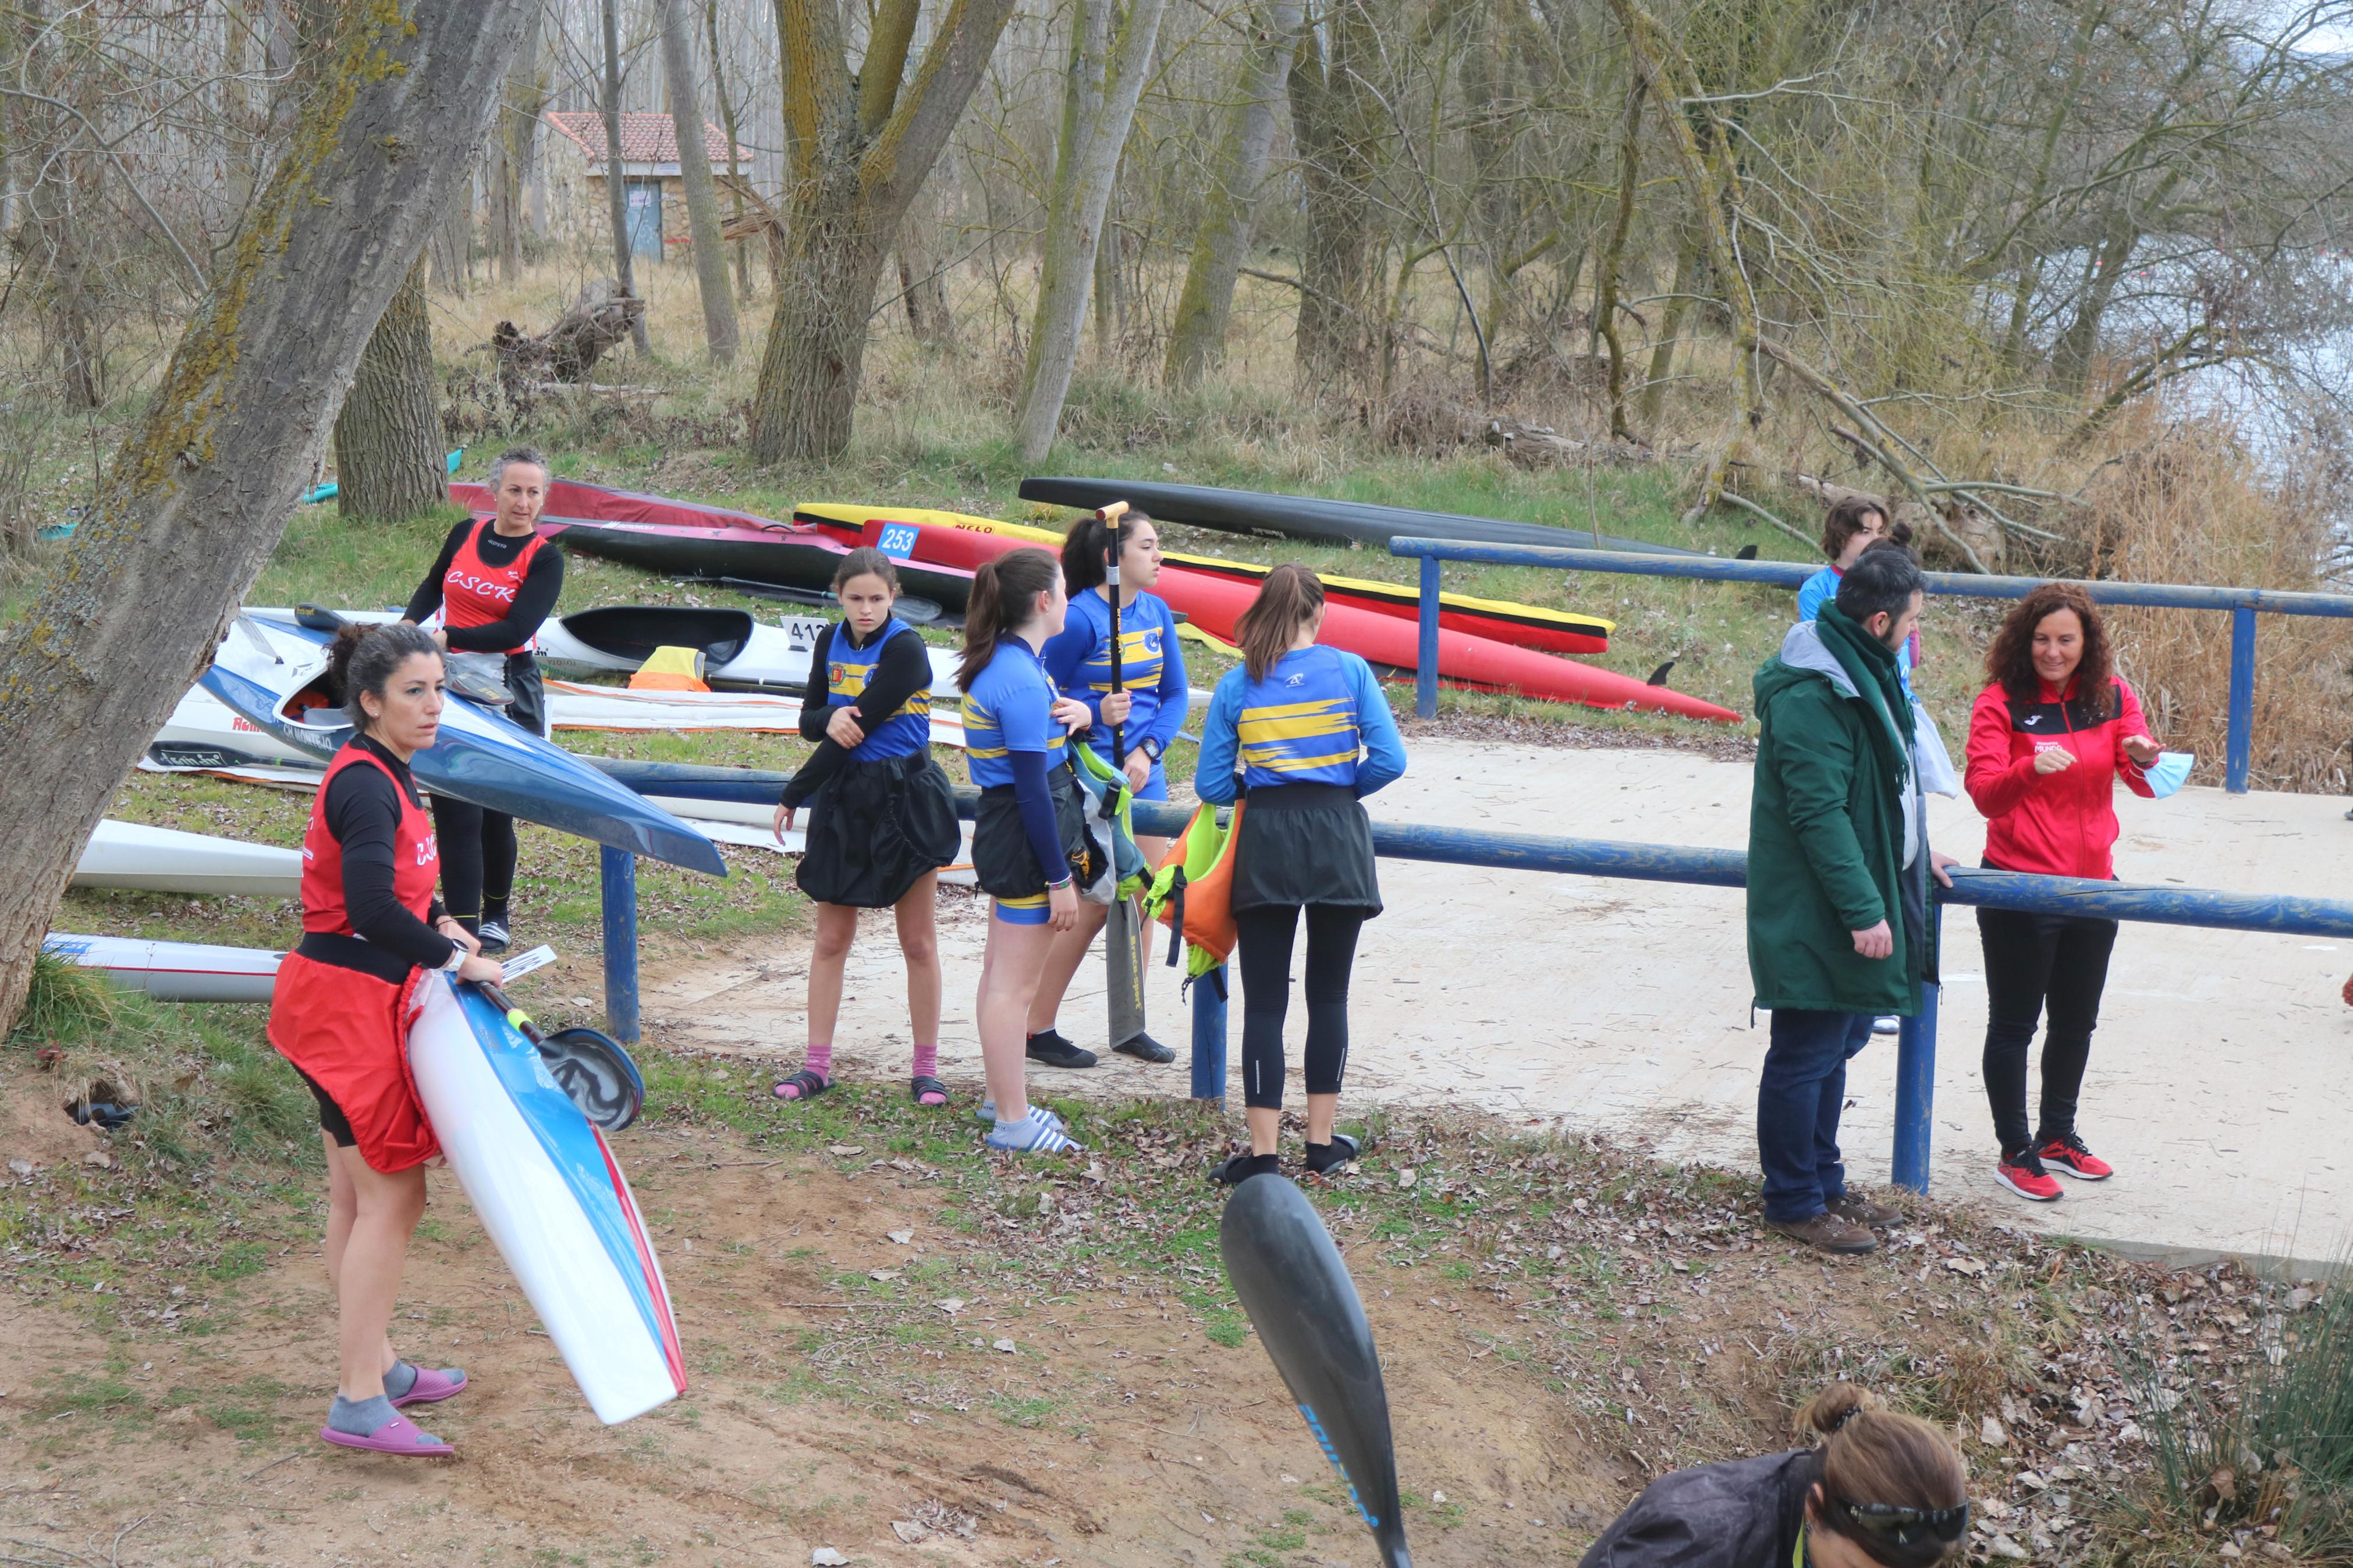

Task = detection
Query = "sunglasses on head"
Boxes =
[1837,1499,1968,1547]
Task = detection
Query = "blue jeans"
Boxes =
[1758,1009,1875,1222]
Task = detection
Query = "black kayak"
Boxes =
[1017,477,1701,557]
[545,514,978,610]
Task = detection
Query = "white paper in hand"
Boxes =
[501,944,558,984]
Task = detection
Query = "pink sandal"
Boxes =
[391,1366,467,1408]
[320,1410,456,1456]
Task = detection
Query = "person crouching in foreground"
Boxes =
[1578,1382,1969,1567]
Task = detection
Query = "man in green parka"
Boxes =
[1749,546,1955,1254]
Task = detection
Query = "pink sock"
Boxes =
[911,1041,938,1079]
[804,1040,833,1080]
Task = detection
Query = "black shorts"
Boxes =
[294,1065,358,1149]
[971,767,1092,904]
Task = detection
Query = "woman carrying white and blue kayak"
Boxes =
[268,623,502,1458]
[1197,565,1406,1185]
[769,548,961,1107]
[401,445,562,955]
[960,549,1095,1155]
[1028,508,1188,1068]
[1580,1383,1967,1568]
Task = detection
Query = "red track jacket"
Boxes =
[1965,674,2155,880]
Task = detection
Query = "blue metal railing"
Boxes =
[1391,538,2353,794]
[1116,795,2353,1193]
[600,768,2353,1193]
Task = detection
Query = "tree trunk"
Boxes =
[1013,0,1171,462]
[0,0,533,1040]
[1639,230,1696,425]
[1593,70,1645,442]
[896,195,956,348]
[428,164,473,293]
[706,0,753,296]
[660,0,739,364]
[1162,0,1303,389]
[601,0,649,353]
[333,262,446,522]
[17,2,101,409]
[1287,1,1385,382]
[746,0,1020,464]
[489,3,544,283]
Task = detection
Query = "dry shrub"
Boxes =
[2078,405,2353,792]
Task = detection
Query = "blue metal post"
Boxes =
[2226,605,2256,795]
[1190,966,1229,1103]
[600,845,641,1044]
[1415,555,1442,719]
[1890,904,1943,1193]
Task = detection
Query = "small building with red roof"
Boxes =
[541,112,755,262]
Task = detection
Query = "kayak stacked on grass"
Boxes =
[73,820,301,898]
[42,933,282,1004]
[801,506,1738,724]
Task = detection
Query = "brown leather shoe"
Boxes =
[1765,1211,1879,1254]
[1828,1191,1903,1227]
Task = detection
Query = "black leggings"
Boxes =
[1978,904,2119,1156]
[430,794,517,926]
[1235,904,1366,1112]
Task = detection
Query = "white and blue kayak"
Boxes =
[73,820,303,898]
[407,972,684,1425]
[198,614,726,877]
[42,933,282,1002]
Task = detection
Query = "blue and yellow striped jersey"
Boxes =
[825,618,932,758]
[1232,645,1364,788]
[961,639,1064,788]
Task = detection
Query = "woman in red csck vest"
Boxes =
[269,622,505,1457]
[402,445,565,955]
[1964,584,2162,1206]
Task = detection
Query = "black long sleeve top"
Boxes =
[779,620,935,808]
[299,735,457,984]
[404,519,566,653]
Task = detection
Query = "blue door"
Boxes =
[624,179,663,262]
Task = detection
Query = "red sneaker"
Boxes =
[2036,1132,2113,1180]
[1995,1153,2063,1202]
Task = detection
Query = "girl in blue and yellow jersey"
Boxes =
[1195,565,1407,1185]
[769,549,962,1107]
[960,548,1094,1155]
[1029,509,1189,1068]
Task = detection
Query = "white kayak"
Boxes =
[535,606,810,688]
[406,972,684,1424]
[150,684,326,773]
[42,933,282,1003]
[74,820,302,898]
[543,677,969,749]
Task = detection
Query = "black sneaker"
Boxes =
[1024,1029,1097,1069]
[477,917,512,956]
[1112,1032,1174,1064]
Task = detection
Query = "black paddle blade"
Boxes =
[294,602,348,633]
[538,1026,646,1132]
[1220,1176,1412,1568]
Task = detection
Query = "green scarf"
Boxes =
[1814,600,1914,782]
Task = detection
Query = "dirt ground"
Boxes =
[2,965,2253,1568]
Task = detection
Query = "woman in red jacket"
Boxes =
[1964,585,2160,1203]
[271,623,505,1456]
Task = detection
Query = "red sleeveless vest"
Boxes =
[302,743,438,936]
[441,519,546,654]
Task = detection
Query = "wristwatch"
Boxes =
[441,941,467,972]
[1138,736,1165,762]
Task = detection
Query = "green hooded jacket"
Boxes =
[1747,601,1930,1016]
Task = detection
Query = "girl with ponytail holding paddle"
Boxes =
[960,549,1095,1154]
[1031,507,1188,1067]
[1580,1382,1968,1567]
[769,549,961,1107]
[1197,566,1406,1185]
[270,624,502,1457]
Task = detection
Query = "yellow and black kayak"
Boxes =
[793,503,1613,656]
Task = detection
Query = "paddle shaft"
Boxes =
[472,980,544,1046]
[1098,502,1127,766]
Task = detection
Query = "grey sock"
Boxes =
[327,1393,397,1437]
[383,1361,417,1401]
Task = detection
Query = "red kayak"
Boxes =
[451,477,784,534]
[842,514,1739,724]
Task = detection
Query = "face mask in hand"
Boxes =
[2145,751,2194,798]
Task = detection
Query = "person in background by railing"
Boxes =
[1797,496,1919,693]
[1195,564,1407,1186]
[1577,1382,1968,1568]
[1748,546,1958,1256]
[1964,584,2160,1203]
